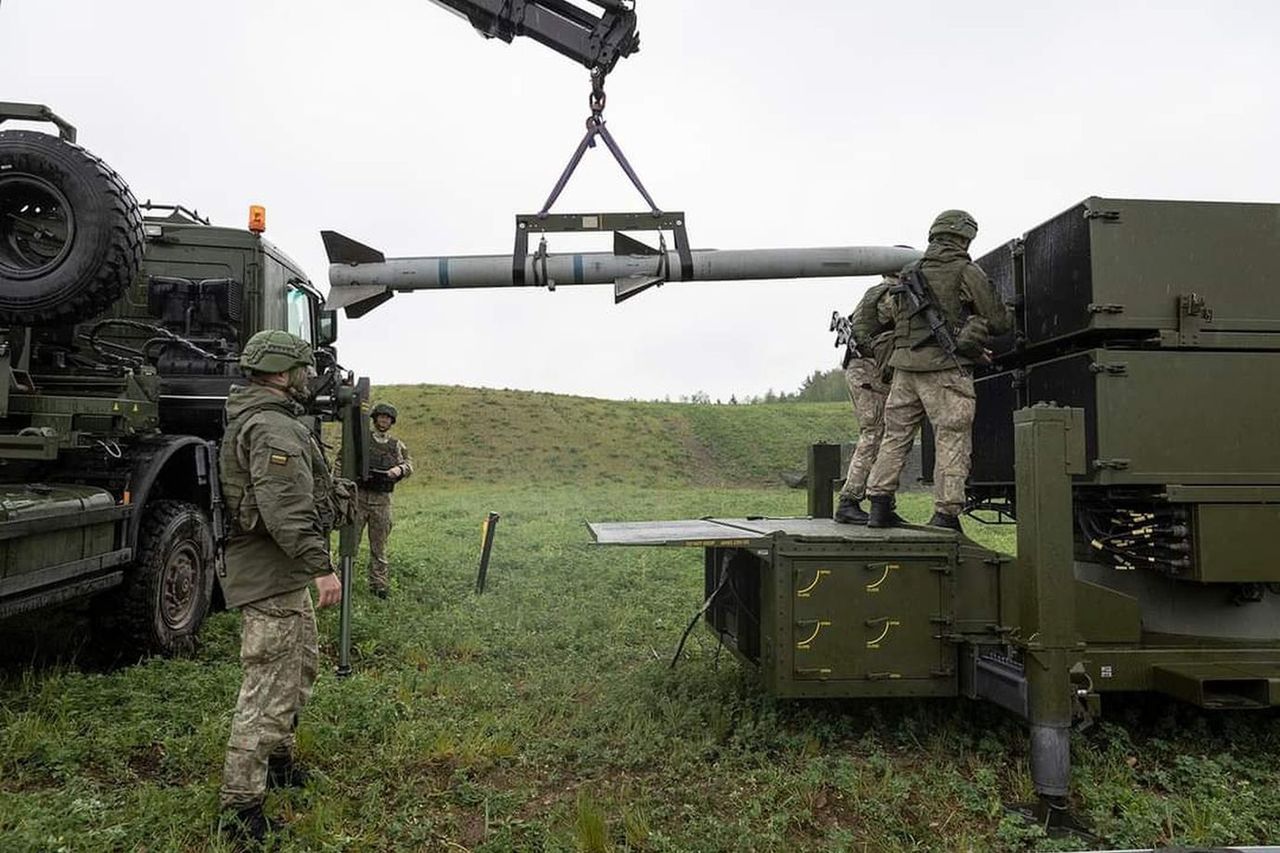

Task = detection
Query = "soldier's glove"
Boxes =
[330,477,359,527]
[955,316,992,359]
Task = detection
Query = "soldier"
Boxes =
[834,274,896,524]
[865,210,1011,531]
[217,330,342,845]
[356,401,413,598]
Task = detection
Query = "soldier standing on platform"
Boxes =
[866,210,1011,531]
[834,274,897,524]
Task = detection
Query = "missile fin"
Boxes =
[343,290,396,319]
[614,231,660,256]
[614,275,664,303]
[325,284,392,312]
[322,230,386,265]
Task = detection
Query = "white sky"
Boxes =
[2,1,1276,400]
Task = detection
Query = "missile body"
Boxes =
[322,230,922,316]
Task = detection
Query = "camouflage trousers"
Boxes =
[220,586,318,809]
[866,367,976,516]
[840,357,889,501]
[356,490,394,592]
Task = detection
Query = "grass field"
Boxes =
[3,386,1279,852]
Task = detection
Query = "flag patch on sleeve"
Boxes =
[269,452,289,466]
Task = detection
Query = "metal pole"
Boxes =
[334,381,368,677]
[807,443,841,520]
[335,541,354,678]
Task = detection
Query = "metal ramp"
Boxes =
[587,517,957,547]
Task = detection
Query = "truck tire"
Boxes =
[113,500,216,657]
[0,129,144,325]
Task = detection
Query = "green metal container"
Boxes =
[0,485,130,615]
[589,518,1010,700]
[1021,197,1280,350]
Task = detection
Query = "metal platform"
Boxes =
[586,517,958,547]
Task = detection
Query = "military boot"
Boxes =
[220,802,283,847]
[833,496,869,525]
[927,511,963,533]
[267,753,311,789]
[866,495,905,528]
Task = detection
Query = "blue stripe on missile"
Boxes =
[573,254,583,284]
[438,258,450,287]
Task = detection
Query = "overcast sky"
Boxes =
[2,1,1276,400]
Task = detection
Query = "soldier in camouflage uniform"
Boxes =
[866,210,1011,531]
[216,330,342,845]
[357,401,413,598]
[834,274,897,524]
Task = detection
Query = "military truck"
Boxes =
[0,102,353,657]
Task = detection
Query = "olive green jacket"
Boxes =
[879,237,1011,372]
[218,384,334,609]
[851,278,896,360]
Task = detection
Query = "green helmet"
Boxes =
[370,401,398,423]
[239,329,315,374]
[928,209,978,242]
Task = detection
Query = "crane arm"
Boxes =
[426,0,639,75]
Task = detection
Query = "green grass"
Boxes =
[1,387,1277,851]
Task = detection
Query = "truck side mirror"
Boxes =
[317,308,338,346]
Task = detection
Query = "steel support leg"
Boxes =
[1013,406,1086,801]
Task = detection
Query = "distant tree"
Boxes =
[690,390,711,405]
[794,368,850,402]
[745,367,854,404]
[729,394,738,405]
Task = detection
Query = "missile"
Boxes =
[322,230,922,317]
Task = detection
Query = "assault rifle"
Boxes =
[894,264,963,369]
[829,310,861,368]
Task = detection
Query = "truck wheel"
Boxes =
[115,500,216,657]
[0,129,143,325]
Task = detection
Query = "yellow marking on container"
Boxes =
[796,569,830,597]
[112,402,120,411]
[796,620,831,650]
[681,539,752,548]
[865,563,900,592]
[866,619,901,648]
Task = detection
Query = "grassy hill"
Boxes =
[373,385,855,487]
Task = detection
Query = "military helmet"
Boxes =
[370,401,398,423]
[928,209,979,241]
[239,329,315,374]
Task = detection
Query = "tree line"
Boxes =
[665,368,849,405]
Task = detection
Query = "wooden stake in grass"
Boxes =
[475,511,501,594]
